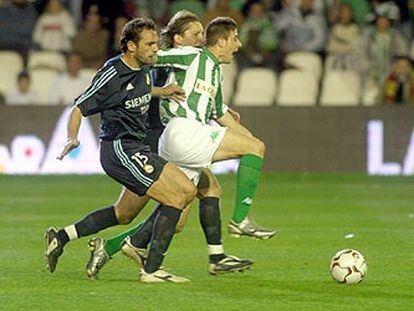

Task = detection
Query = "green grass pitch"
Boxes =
[0,173,413,310]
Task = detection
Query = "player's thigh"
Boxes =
[147,162,197,209]
[160,118,226,168]
[213,128,265,162]
[197,168,222,198]
[114,187,150,224]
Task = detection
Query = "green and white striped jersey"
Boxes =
[155,46,228,125]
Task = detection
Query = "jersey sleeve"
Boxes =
[155,47,200,70]
[74,65,118,116]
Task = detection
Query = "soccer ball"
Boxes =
[330,249,367,284]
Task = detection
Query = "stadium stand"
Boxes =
[221,61,238,104]
[79,68,97,84]
[30,69,59,105]
[1,0,412,107]
[277,71,318,106]
[285,52,322,79]
[0,51,24,98]
[362,79,380,106]
[27,51,67,72]
[320,70,360,106]
[234,68,277,106]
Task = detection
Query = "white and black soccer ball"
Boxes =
[330,249,367,284]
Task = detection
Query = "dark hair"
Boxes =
[67,51,82,61]
[393,55,412,64]
[160,10,201,49]
[17,71,30,81]
[205,17,237,47]
[120,17,156,52]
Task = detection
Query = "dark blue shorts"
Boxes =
[100,138,167,196]
[144,127,164,154]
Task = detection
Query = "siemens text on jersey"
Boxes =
[125,93,152,110]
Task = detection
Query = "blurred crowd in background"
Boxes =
[1,0,414,107]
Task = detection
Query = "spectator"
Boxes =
[282,0,326,14]
[239,1,278,67]
[0,0,38,62]
[374,0,412,41]
[410,39,414,60]
[6,71,39,105]
[203,0,244,26]
[81,0,126,33]
[357,1,408,89]
[72,13,109,69]
[381,56,414,105]
[206,0,245,11]
[32,0,76,53]
[326,3,359,70]
[0,92,5,105]
[110,16,128,57]
[66,0,83,28]
[124,0,168,24]
[328,0,372,26]
[276,0,327,53]
[169,0,205,19]
[49,53,89,105]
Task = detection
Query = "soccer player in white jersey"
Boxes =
[153,16,276,239]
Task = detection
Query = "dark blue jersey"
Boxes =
[146,68,169,130]
[75,55,152,141]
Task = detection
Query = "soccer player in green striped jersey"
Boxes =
[85,11,253,280]
[153,17,276,240]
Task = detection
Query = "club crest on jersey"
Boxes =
[194,79,217,98]
[146,74,151,85]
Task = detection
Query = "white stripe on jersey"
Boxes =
[75,66,116,106]
[180,53,200,121]
[77,66,115,101]
[157,46,201,56]
[197,57,214,123]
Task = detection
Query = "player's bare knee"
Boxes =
[166,183,196,208]
[181,183,197,207]
[210,177,222,197]
[199,183,222,198]
[250,138,265,158]
[257,139,265,156]
[174,182,196,208]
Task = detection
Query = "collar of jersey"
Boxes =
[204,47,221,65]
[120,56,143,71]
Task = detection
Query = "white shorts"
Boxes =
[159,117,227,185]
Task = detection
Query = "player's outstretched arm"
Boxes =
[151,84,186,102]
[216,111,253,137]
[57,106,82,160]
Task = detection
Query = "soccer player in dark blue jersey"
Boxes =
[45,18,196,283]
[84,11,252,280]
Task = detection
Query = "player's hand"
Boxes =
[228,107,241,123]
[57,138,80,160]
[161,83,186,102]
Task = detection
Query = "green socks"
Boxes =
[232,154,263,224]
[104,222,144,257]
